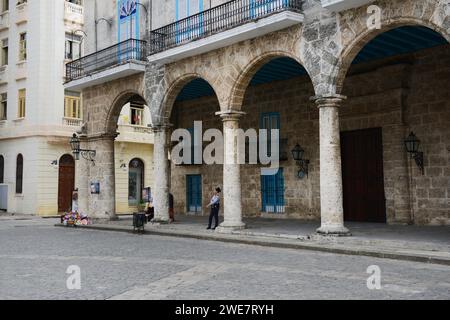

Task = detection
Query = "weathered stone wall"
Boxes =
[404,44,450,225]
[170,44,450,225]
[79,0,450,223]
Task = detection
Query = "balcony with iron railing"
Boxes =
[64,0,84,26]
[149,0,304,64]
[64,38,147,90]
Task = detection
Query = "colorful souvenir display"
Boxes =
[61,211,91,227]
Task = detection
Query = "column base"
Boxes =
[316,224,351,237]
[216,221,246,233]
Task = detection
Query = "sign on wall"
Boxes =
[118,0,140,43]
[90,182,100,195]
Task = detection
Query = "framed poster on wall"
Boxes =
[90,182,100,194]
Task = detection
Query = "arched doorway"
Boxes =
[232,55,316,218]
[128,158,144,206]
[167,76,222,216]
[58,154,75,213]
[338,25,449,224]
[110,92,152,214]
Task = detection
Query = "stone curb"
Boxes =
[54,224,450,266]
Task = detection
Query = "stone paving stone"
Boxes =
[0,219,449,300]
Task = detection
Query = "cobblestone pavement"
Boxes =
[0,218,449,300]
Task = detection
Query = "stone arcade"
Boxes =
[65,0,450,234]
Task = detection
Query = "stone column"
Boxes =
[313,95,350,236]
[75,134,89,215]
[216,110,246,232]
[87,134,118,220]
[152,125,170,223]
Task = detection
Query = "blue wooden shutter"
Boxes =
[260,112,283,212]
[276,168,285,209]
[187,175,202,212]
[261,174,266,211]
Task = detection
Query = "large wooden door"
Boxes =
[58,155,75,213]
[341,128,386,223]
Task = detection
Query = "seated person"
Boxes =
[145,198,155,222]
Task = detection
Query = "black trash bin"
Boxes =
[133,213,146,233]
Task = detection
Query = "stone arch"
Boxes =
[228,51,312,111]
[159,73,221,122]
[104,89,148,135]
[334,2,450,94]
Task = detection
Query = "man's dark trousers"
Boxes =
[208,206,219,229]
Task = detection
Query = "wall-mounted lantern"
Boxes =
[404,132,424,175]
[292,144,310,179]
[70,133,96,165]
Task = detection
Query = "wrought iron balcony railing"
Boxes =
[149,0,303,54]
[65,38,147,82]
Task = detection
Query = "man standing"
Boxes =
[207,187,221,230]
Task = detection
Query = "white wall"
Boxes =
[0,0,85,215]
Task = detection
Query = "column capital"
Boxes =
[215,110,246,121]
[311,94,347,108]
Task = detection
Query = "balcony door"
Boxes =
[176,0,204,43]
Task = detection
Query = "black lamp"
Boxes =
[404,132,424,175]
[70,133,96,165]
[70,134,81,160]
[292,144,309,179]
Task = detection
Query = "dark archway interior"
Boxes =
[352,26,447,64]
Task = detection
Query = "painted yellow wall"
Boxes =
[114,141,154,214]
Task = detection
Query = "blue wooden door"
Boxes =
[187,174,202,213]
[260,112,284,213]
[261,168,285,213]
